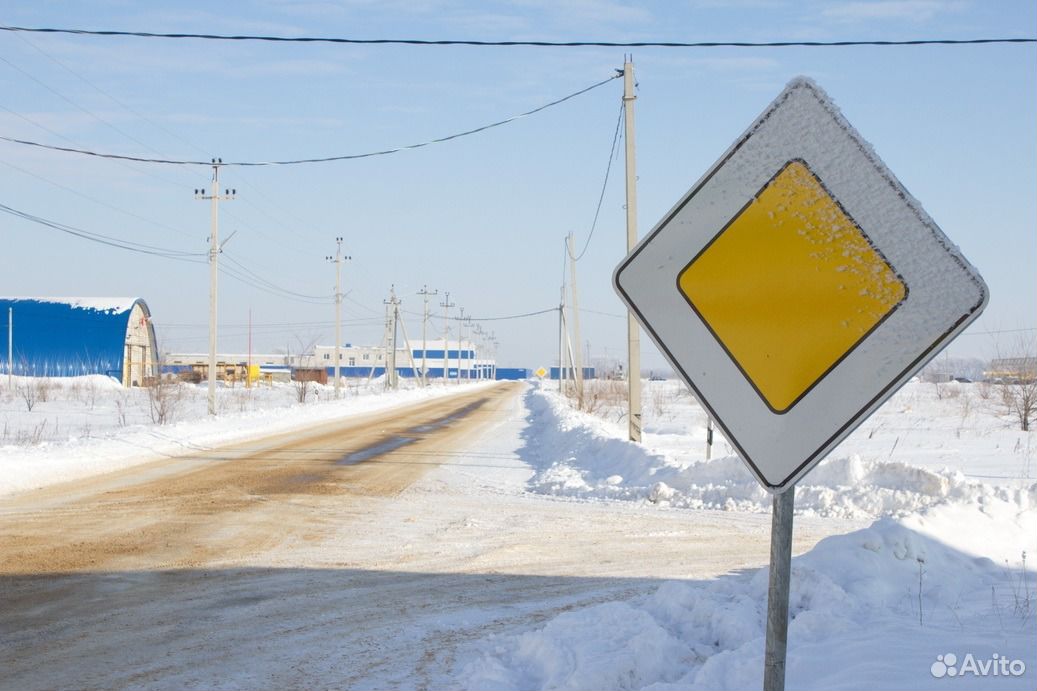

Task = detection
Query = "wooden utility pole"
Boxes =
[623,56,642,442]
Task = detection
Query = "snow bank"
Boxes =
[520,387,1037,519]
[0,379,496,497]
[462,497,1037,690]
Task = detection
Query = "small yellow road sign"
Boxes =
[614,78,986,491]
[535,367,548,378]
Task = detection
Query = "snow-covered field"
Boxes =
[0,374,493,496]
[524,379,1035,519]
[457,380,1036,689]
[1,374,1034,689]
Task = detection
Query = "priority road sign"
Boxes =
[613,77,987,492]
[535,367,548,378]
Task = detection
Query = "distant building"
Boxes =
[0,297,158,386]
[163,339,509,382]
[311,339,491,379]
[985,357,1037,383]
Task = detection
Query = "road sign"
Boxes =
[535,367,548,378]
[613,78,987,492]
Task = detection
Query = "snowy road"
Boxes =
[0,382,862,690]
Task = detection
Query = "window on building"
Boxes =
[348,357,355,366]
[323,353,330,360]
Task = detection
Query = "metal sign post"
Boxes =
[613,77,987,690]
[763,486,795,691]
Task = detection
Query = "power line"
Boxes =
[0,157,193,241]
[218,263,332,305]
[1,25,1032,48]
[960,327,1037,337]
[0,54,196,191]
[0,75,620,166]
[223,254,333,301]
[0,200,205,260]
[424,307,559,322]
[10,30,334,261]
[569,101,624,262]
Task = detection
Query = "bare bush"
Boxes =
[18,381,38,411]
[295,378,310,404]
[1000,379,1037,432]
[34,378,52,403]
[147,380,184,425]
[991,339,1037,432]
[581,379,626,417]
[14,419,48,445]
[114,393,128,427]
[651,386,674,418]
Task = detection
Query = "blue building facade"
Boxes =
[0,297,158,385]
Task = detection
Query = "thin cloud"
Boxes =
[821,0,965,22]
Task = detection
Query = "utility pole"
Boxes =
[195,159,235,416]
[490,333,498,380]
[558,287,566,393]
[397,305,420,386]
[456,306,465,385]
[384,286,400,390]
[326,237,351,398]
[440,291,455,381]
[247,307,252,389]
[418,285,437,387]
[623,56,642,442]
[7,307,12,388]
[567,233,585,408]
[473,323,485,380]
[465,316,474,381]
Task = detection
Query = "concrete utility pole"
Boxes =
[489,333,498,380]
[623,56,643,442]
[472,323,485,380]
[7,307,12,388]
[418,285,437,387]
[465,316,474,380]
[326,237,351,398]
[440,291,455,381]
[558,286,566,393]
[195,159,235,416]
[567,233,585,408]
[456,307,465,385]
[384,286,400,390]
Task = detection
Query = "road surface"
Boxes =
[0,382,860,689]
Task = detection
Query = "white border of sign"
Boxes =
[614,78,988,491]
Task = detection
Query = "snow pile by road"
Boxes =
[462,496,1037,690]
[520,386,1036,519]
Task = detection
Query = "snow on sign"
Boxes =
[613,78,988,491]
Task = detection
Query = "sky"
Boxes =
[0,0,1034,371]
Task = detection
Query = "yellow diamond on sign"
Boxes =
[535,367,547,378]
[678,159,907,413]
